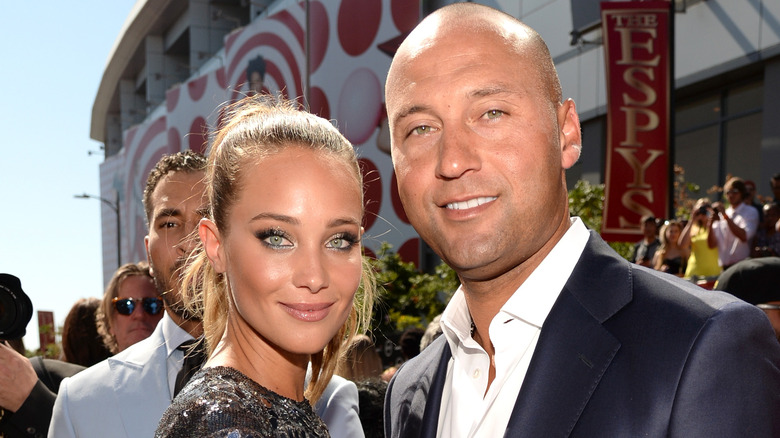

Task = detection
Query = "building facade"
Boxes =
[91,0,780,283]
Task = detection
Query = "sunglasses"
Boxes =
[112,297,164,316]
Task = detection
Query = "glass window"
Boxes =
[675,93,720,132]
[725,81,763,116]
[675,125,719,197]
[724,112,762,181]
[570,0,602,33]
[673,78,763,192]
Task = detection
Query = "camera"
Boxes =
[0,273,33,340]
[697,205,710,215]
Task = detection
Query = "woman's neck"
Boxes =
[207,318,310,401]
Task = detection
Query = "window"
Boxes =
[674,79,763,199]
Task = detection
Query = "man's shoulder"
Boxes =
[627,264,752,325]
[735,202,760,219]
[391,336,448,388]
[322,373,355,396]
[317,373,358,409]
[576,236,743,322]
[63,329,167,394]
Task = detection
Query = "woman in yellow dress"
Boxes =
[680,198,721,284]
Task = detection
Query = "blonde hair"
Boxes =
[335,334,384,382]
[181,95,375,403]
[654,220,683,271]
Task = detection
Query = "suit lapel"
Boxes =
[388,336,451,438]
[109,324,172,437]
[504,233,632,437]
[419,344,452,437]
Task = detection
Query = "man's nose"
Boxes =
[436,124,481,180]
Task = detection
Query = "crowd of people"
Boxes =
[0,3,778,437]
[630,174,780,344]
[630,176,779,285]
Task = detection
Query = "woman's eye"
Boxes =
[330,238,351,249]
[267,235,286,246]
[257,229,293,248]
[327,233,358,250]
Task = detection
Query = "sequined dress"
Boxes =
[155,366,330,438]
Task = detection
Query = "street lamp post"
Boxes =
[74,192,121,269]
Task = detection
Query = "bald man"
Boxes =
[383,4,780,437]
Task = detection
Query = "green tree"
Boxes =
[567,179,633,260]
[369,243,458,338]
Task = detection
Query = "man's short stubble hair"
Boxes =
[142,150,208,226]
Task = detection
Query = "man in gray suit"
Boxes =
[49,151,363,437]
[383,3,780,437]
[49,151,208,438]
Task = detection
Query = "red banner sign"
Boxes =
[38,310,55,354]
[600,1,672,241]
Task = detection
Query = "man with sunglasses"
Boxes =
[708,177,760,271]
[96,261,163,354]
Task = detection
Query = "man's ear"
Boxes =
[558,98,582,169]
[199,218,226,273]
[144,235,154,277]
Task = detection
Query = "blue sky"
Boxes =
[0,1,137,350]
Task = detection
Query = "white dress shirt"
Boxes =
[712,202,759,267]
[162,312,196,398]
[437,218,589,438]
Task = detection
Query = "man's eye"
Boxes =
[412,125,432,135]
[485,109,504,119]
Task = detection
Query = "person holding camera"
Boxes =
[708,177,760,271]
[679,198,721,281]
[0,274,85,438]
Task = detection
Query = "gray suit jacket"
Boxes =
[49,318,175,438]
[49,315,363,438]
[385,232,780,437]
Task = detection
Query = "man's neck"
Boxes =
[168,310,204,338]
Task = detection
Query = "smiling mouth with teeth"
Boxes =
[446,196,497,210]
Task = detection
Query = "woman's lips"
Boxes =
[281,302,334,322]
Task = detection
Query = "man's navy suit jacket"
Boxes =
[385,232,780,437]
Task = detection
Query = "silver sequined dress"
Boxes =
[155,366,330,438]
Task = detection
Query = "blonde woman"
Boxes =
[156,96,375,437]
[653,219,690,276]
[679,198,721,280]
